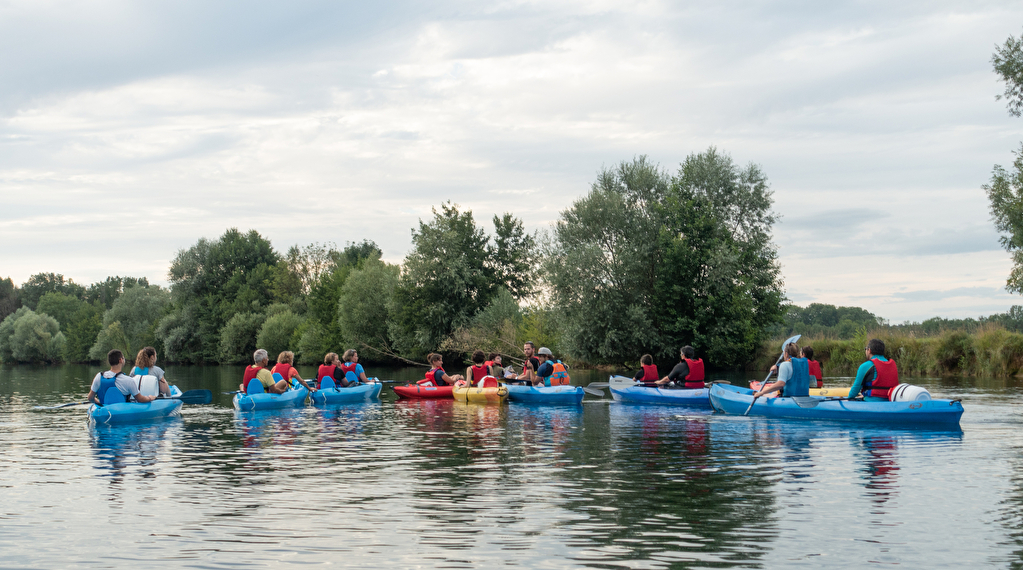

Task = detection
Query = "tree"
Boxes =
[986,145,1023,293]
[488,214,536,299]
[306,240,384,354]
[994,30,1023,117]
[0,307,66,363]
[219,312,267,364]
[256,311,304,360]
[36,292,103,362]
[0,277,19,322]
[85,276,151,310]
[89,286,171,361]
[337,253,400,362]
[19,273,85,309]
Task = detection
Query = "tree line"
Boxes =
[0,148,789,369]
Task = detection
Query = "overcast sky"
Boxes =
[2,1,1022,322]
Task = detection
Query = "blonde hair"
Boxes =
[135,347,156,368]
[324,352,338,365]
[277,350,295,365]
[785,343,800,359]
[342,349,357,362]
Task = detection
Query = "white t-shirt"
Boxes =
[91,371,140,397]
[777,361,793,385]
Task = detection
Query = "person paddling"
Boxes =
[271,351,316,392]
[634,354,659,386]
[653,346,705,389]
[239,349,290,394]
[753,343,810,398]
[802,346,823,389]
[88,349,158,405]
[465,350,492,387]
[422,353,463,386]
[130,346,171,397]
[848,339,898,401]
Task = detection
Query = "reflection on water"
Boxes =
[0,365,1019,568]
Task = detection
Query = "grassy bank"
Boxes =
[750,325,1023,377]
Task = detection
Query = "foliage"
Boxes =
[306,240,384,354]
[89,286,171,361]
[36,292,103,362]
[337,253,400,362]
[985,144,1023,293]
[0,307,66,363]
[441,289,523,361]
[297,323,328,365]
[218,312,267,364]
[159,228,281,363]
[994,30,1023,117]
[772,303,882,339]
[20,273,85,310]
[0,277,19,322]
[84,276,151,310]
[256,310,305,361]
[489,214,536,299]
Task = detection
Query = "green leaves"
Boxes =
[985,144,1023,293]
[994,30,1023,117]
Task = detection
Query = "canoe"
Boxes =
[749,381,850,398]
[310,381,382,405]
[393,384,454,399]
[453,383,508,404]
[709,383,963,425]
[608,375,711,408]
[88,385,184,424]
[233,384,309,411]
[504,383,584,405]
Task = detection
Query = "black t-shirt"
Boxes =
[666,361,690,382]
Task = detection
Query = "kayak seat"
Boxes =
[272,372,284,382]
[479,376,499,388]
[320,377,337,390]
[246,378,265,395]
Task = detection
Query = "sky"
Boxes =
[1,1,1022,323]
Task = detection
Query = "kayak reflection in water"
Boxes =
[754,343,810,398]
[647,346,705,389]
[87,349,159,405]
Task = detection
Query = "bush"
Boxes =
[219,312,267,364]
[0,307,66,363]
[256,311,304,360]
[89,286,170,361]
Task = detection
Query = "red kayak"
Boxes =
[392,384,454,399]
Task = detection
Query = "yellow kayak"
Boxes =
[750,381,852,398]
[453,383,508,404]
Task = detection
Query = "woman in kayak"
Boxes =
[633,354,659,386]
[130,346,171,396]
[465,350,492,386]
[653,346,705,389]
[752,343,810,398]
[340,349,374,384]
[802,346,824,388]
[271,351,316,392]
[423,353,463,386]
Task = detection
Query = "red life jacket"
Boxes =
[866,358,899,399]
[683,358,705,388]
[640,364,659,382]
[470,364,488,385]
[419,367,446,386]
[242,365,264,385]
[807,360,823,388]
[272,363,293,379]
[340,362,358,375]
[317,364,336,381]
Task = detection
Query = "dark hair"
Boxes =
[785,343,800,358]
[488,352,499,362]
[472,350,485,364]
[640,354,653,365]
[867,339,885,356]
[107,349,123,366]
[524,341,535,349]
[801,346,814,360]
[428,353,443,365]
[681,346,695,359]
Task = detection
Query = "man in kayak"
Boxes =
[752,343,810,398]
[652,346,705,389]
[847,339,898,401]
[531,347,570,387]
[523,341,540,376]
[239,349,290,394]
[87,349,159,405]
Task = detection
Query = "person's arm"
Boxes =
[662,362,688,383]
[357,364,369,383]
[754,362,789,397]
[154,366,170,396]
[848,361,874,398]
[291,367,315,391]
[466,366,474,382]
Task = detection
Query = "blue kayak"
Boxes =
[310,379,382,405]
[88,385,184,424]
[708,383,964,425]
[234,384,309,411]
[607,375,711,408]
[504,383,584,405]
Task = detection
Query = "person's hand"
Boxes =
[752,391,763,398]
[769,365,778,373]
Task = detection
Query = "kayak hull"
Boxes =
[710,383,963,425]
[610,383,711,408]
[393,385,454,399]
[233,386,309,411]
[88,386,184,424]
[310,382,382,405]
[454,384,508,404]
[505,384,584,405]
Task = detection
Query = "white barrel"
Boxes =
[889,383,931,402]
[136,374,160,397]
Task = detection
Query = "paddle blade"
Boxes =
[586,382,609,389]
[791,397,820,408]
[176,389,213,405]
[781,334,801,351]
[33,401,89,410]
[710,380,731,385]
[582,386,605,397]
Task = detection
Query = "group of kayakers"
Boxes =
[632,346,708,389]
[87,347,172,405]
[239,348,375,394]
[752,338,896,400]
[418,341,572,389]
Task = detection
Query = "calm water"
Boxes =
[1,364,1022,568]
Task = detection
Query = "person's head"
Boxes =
[107,349,124,367]
[784,343,800,360]
[523,342,535,357]
[537,347,553,361]
[801,346,814,360]
[324,352,338,365]
[493,354,502,365]
[866,339,885,358]
[428,353,443,367]
[640,354,653,366]
[472,350,485,365]
[253,349,269,365]
[135,346,157,369]
[278,351,294,365]
[342,349,357,363]
[681,346,695,360]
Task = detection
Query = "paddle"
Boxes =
[163,389,213,405]
[744,334,801,416]
[33,401,90,410]
[582,386,605,397]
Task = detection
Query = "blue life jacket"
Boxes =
[97,373,129,405]
[783,358,811,397]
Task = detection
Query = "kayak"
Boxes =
[310,380,382,405]
[453,382,508,404]
[749,380,849,398]
[504,383,584,405]
[393,384,454,399]
[88,385,184,424]
[608,375,711,408]
[709,383,963,425]
[233,384,309,411]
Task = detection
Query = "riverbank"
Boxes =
[752,325,1023,377]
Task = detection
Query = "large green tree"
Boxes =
[0,277,20,322]
[36,292,103,362]
[19,273,85,310]
[337,253,400,362]
[0,307,66,363]
[89,285,171,361]
[988,31,1023,293]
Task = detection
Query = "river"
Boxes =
[0,364,1020,568]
